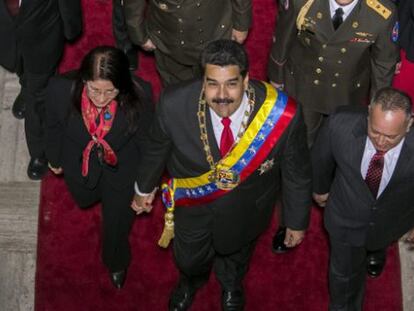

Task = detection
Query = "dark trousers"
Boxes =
[112,0,134,53]
[328,238,368,311]
[65,174,135,272]
[173,207,256,291]
[18,70,53,158]
[154,50,202,86]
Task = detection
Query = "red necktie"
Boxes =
[220,117,234,157]
[5,0,19,16]
[365,150,385,198]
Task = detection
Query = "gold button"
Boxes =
[332,83,337,87]
[157,30,161,34]
[338,60,342,64]
[199,40,204,44]
[334,73,339,77]
[356,83,361,88]
[316,68,322,74]
[177,5,181,8]
[196,2,201,7]
[322,44,327,49]
[180,41,185,45]
[221,24,225,28]
[314,80,320,85]
[318,56,324,62]
[178,18,183,23]
[341,48,347,53]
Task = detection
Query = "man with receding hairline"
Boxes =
[312,87,414,310]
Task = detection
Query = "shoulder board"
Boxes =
[366,0,392,20]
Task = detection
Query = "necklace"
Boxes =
[197,85,256,190]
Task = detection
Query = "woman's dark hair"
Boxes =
[71,45,146,133]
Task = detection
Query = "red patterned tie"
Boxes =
[365,150,385,198]
[5,0,19,16]
[220,117,234,157]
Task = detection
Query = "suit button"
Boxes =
[180,41,185,45]
[318,56,324,62]
[196,2,201,7]
[314,79,320,85]
[341,48,347,53]
[322,44,327,49]
[199,40,204,44]
[338,60,342,64]
[199,29,203,33]
[177,5,181,8]
[316,68,322,74]
[221,24,225,28]
[334,72,340,77]
[356,83,361,88]
[331,83,337,87]
[197,16,202,21]
[369,222,375,226]
[178,18,183,23]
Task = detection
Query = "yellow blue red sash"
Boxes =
[161,82,297,209]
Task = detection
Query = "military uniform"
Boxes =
[124,0,252,85]
[268,0,399,145]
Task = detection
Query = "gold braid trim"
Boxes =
[366,0,391,20]
[296,0,315,31]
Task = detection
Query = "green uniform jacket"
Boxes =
[124,0,252,66]
[268,0,399,114]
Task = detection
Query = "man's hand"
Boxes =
[284,228,305,248]
[131,189,156,215]
[270,81,284,91]
[141,39,156,52]
[48,163,63,175]
[231,29,248,44]
[313,192,329,207]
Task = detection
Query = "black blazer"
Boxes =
[398,0,414,61]
[136,79,312,254]
[312,106,414,250]
[0,0,81,72]
[45,75,153,190]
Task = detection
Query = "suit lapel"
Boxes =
[378,131,414,199]
[331,0,362,41]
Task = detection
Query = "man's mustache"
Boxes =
[212,98,234,104]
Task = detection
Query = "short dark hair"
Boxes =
[200,39,249,77]
[370,87,412,118]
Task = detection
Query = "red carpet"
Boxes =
[35,0,403,310]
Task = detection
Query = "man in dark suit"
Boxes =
[312,87,414,310]
[132,40,312,310]
[267,0,399,253]
[123,0,252,85]
[0,0,82,179]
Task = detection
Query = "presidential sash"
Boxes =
[158,82,297,247]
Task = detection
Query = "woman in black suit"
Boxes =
[45,46,153,289]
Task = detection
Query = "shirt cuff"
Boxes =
[134,182,154,196]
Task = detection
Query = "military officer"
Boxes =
[267,0,399,145]
[267,0,399,257]
[123,0,252,85]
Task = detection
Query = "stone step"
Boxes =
[0,182,39,252]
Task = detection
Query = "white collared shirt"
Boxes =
[209,93,249,145]
[360,137,404,198]
[329,0,359,21]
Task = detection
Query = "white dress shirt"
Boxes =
[209,93,249,145]
[329,0,359,21]
[360,137,404,198]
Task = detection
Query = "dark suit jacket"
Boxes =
[136,79,312,254]
[0,0,82,72]
[268,0,399,114]
[312,106,414,250]
[45,75,153,191]
[123,0,252,65]
[398,0,414,61]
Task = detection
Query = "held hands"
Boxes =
[141,39,156,52]
[48,163,63,175]
[231,29,248,44]
[284,228,305,248]
[313,192,329,207]
[131,189,157,215]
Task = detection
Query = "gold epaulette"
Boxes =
[366,0,392,20]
